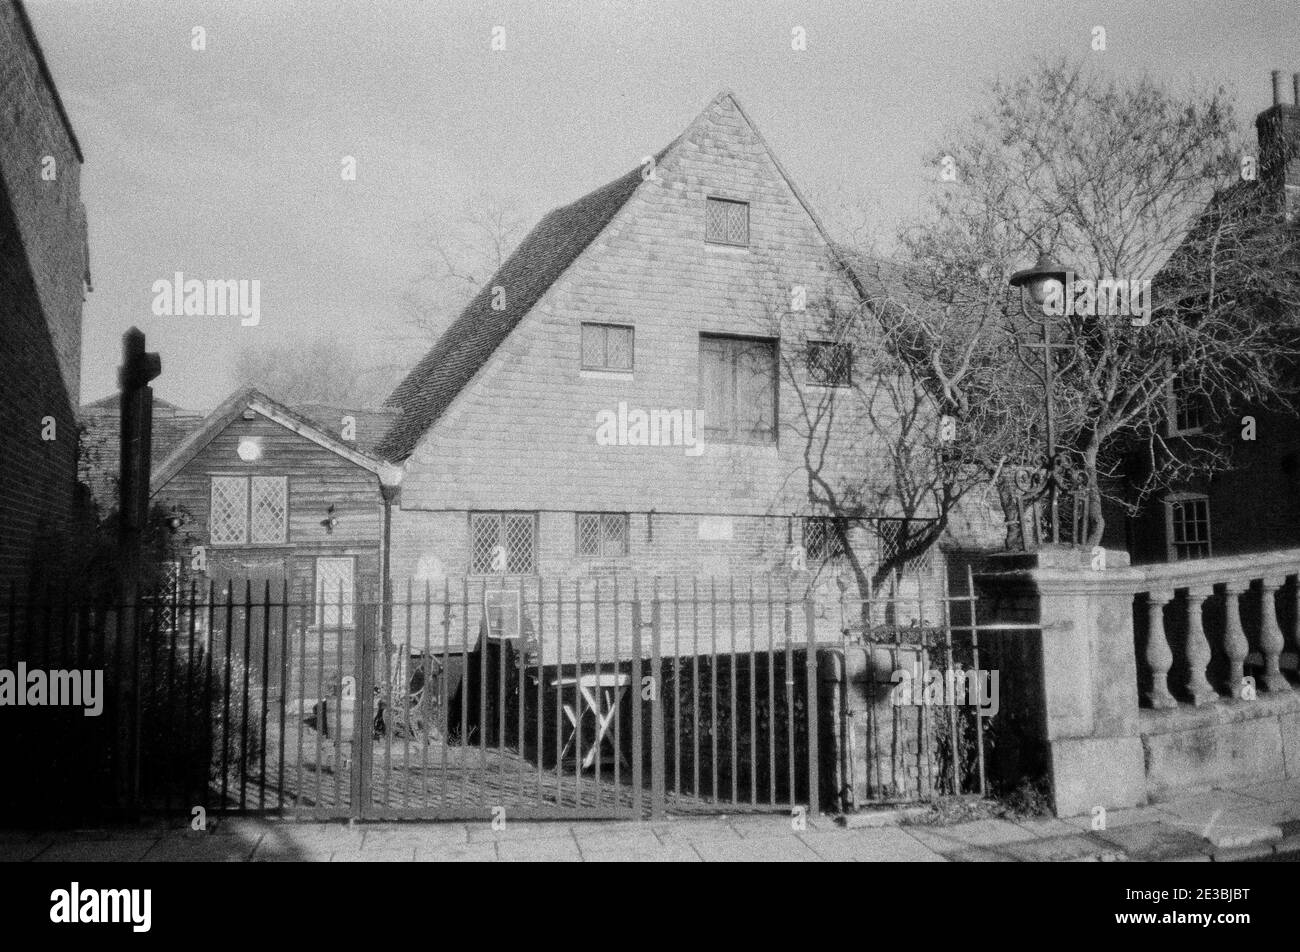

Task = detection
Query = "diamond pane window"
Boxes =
[577,513,629,557]
[705,197,749,246]
[150,560,181,634]
[470,512,538,575]
[315,557,354,627]
[877,518,936,574]
[210,476,248,544]
[802,517,846,562]
[807,341,853,388]
[580,323,634,372]
[250,476,287,543]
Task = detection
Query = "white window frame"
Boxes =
[1165,375,1205,437]
[1164,492,1212,561]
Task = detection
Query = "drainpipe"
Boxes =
[377,464,404,664]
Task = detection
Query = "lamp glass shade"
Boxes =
[237,438,262,462]
[1026,275,1064,306]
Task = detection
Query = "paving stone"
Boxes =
[944,846,1017,862]
[34,839,156,862]
[1093,822,1210,861]
[467,822,581,844]
[650,819,743,843]
[1000,834,1124,862]
[1013,817,1080,839]
[331,848,417,861]
[692,835,820,862]
[935,818,1040,847]
[574,829,663,853]
[414,842,499,862]
[1062,805,1169,832]
[363,826,469,851]
[497,838,582,862]
[1231,780,1300,804]
[0,840,49,862]
[799,828,946,862]
[141,838,258,862]
[579,841,702,862]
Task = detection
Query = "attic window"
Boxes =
[705,197,749,246]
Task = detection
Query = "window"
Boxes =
[705,197,749,246]
[315,557,355,627]
[1167,373,1206,435]
[802,517,847,562]
[470,512,538,575]
[209,476,287,545]
[581,323,634,372]
[807,341,852,388]
[699,335,777,444]
[1166,495,1211,561]
[148,560,182,634]
[877,518,936,574]
[577,513,629,557]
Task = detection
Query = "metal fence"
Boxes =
[2,568,1004,821]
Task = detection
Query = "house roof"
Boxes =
[376,89,849,463]
[150,387,392,495]
[376,149,673,460]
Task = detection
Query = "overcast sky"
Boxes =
[23,0,1299,411]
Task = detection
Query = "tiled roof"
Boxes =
[375,146,672,461]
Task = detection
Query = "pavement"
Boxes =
[2,779,1298,862]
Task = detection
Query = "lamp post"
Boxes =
[1008,252,1080,547]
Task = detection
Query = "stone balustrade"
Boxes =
[1136,548,1300,709]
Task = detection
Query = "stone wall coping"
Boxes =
[977,545,1300,602]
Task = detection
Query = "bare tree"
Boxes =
[860,59,1300,545]
[231,337,398,406]
[397,190,530,346]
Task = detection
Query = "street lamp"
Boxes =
[1009,252,1080,547]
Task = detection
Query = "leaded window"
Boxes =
[807,341,853,388]
[705,197,749,246]
[581,323,634,372]
[210,476,250,544]
[577,513,629,557]
[470,512,537,575]
[315,557,354,626]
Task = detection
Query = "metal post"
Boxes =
[116,327,160,815]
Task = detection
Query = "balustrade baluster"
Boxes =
[1223,581,1249,700]
[1184,586,1218,705]
[1259,577,1292,693]
[1144,591,1177,709]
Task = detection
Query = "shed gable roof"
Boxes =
[150,387,388,495]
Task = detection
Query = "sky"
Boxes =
[22,0,1300,412]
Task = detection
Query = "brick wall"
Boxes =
[391,95,989,592]
[0,1,88,596]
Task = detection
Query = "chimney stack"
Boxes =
[1255,70,1300,219]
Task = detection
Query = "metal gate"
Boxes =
[115,578,824,821]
